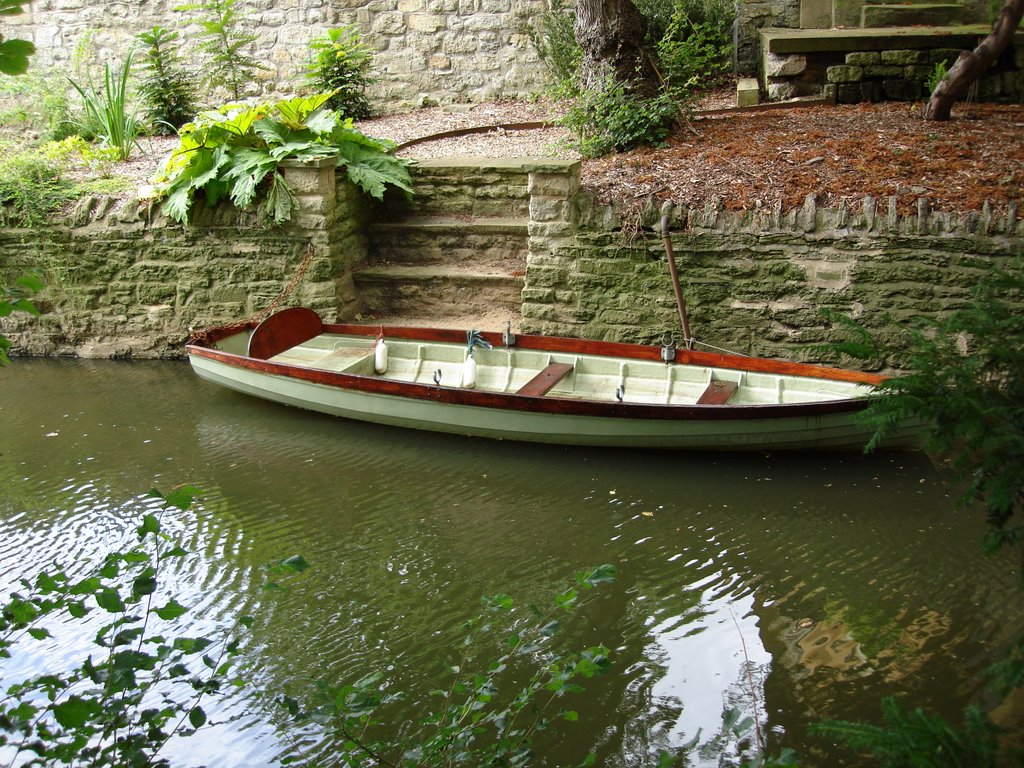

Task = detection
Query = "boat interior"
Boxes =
[217,328,874,407]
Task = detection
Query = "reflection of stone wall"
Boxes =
[0,0,549,111]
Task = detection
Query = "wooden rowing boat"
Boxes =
[185,307,919,451]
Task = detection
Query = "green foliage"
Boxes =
[0,271,41,363]
[523,0,581,95]
[926,60,948,95]
[863,264,1024,561]
[305,26,375,119]
[0,70,77,140]
[530,0,735,157]
[152,93,413,226]
[280,565,618,767]
[175,0,267,100]
[657,9,734,97]
[0,485,290,766]
[0,144,80,225]
[67,52,141,161]
[0,0,35,76]
[560,70,677,157]
[137,26,198,134]
[813,697,1003,767]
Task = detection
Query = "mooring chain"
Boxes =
[252,242,317,324]
[189,242,317,346]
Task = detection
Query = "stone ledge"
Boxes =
[760,25,1024,55]
[369,215,528,234]
[413,157,581,174]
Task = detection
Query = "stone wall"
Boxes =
[522,187,1023,367]
[2,0,791,107]
[4,160,1022,366]
[1,0,551,110]
[1,160,368,357]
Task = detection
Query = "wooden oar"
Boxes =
[660,200,693,348]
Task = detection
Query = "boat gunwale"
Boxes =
[186,323,882,422]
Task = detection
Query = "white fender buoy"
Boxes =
[462,350,477,389]
[374,338,388,374]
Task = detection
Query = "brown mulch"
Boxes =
[583,100,1024,216]
[106,92,1024,219]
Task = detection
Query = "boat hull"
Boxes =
[188,350,915,451]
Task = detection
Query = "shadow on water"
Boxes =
[2,359,1021,766]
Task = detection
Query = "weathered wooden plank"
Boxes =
[696,379,738,405]
[516,362,574,397]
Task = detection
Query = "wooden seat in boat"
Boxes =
[517,363,574,397]
[696,379,738,405]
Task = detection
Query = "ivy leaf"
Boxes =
[96,588,126,613]
[52,695,103,728]
[155,599,188,621]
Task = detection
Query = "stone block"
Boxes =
[881,49,928,65]
[371,11,405,34]
[799,0,831,28]
[406,12,445,31]
[827,65,862,83]
[860,80,882,102]
[764,52,806,77]
[864,64,902,77]
[767,81,798,101]
[930,48,964,66]
[737,77,760,106]
[836,83,863,103]
[845,51,880,66]
[882,78,924,100]
[904,64,932,82]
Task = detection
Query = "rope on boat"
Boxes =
[189,242,317,346]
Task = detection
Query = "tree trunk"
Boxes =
[925,0,1024,121]
[574,0,659,97]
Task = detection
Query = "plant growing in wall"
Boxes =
[175,0,267,100]
[305,26,375,120]
[137,26,198,134]
[151,93,413,226]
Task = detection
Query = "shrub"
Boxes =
[0,147,77,225]
[560,70,677,158]
[137,26,198,134]
[305,26,374,119]
[152,93,413,226]
[524,0,581,95]
[175,0,267,100]
[657,9,734,97]
[0,70,77,140]
[67,52,141,161]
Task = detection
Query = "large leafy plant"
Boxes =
[152,93,413,226]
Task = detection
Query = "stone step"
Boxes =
[861,3,966,27]
[367,216,528,270]
[381,158,537,219]
[354,265,525,320]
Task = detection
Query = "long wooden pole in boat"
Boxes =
[660,200,693,347]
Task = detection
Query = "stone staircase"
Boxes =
[355,158,532,330]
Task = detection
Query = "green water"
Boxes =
[1,359,1020,766]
